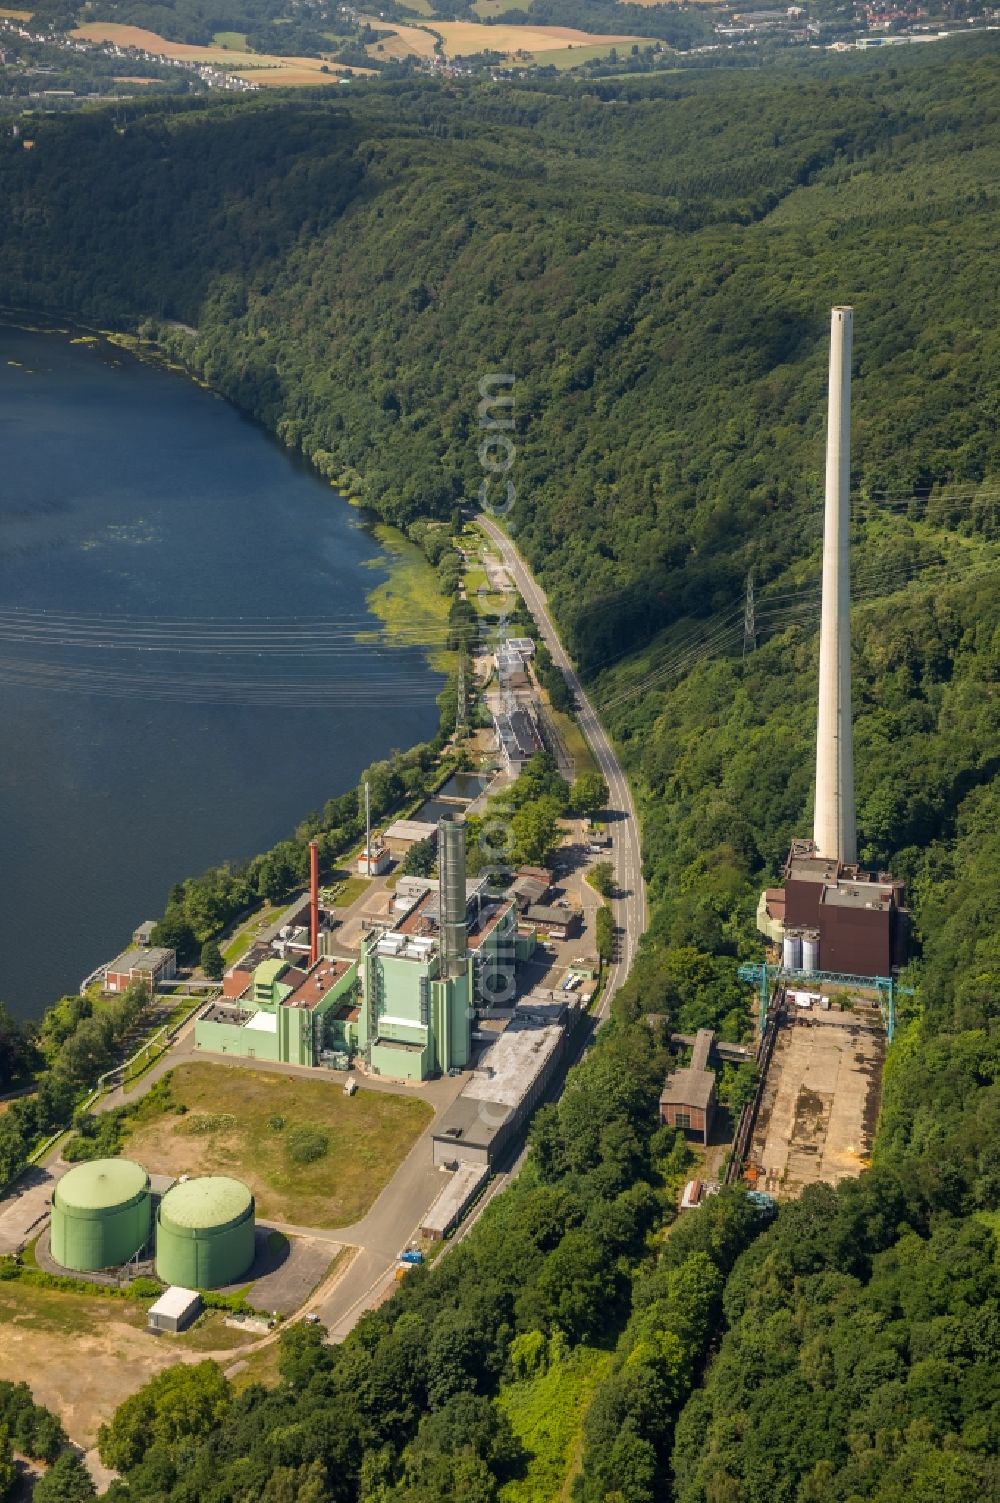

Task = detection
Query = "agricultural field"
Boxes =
[71,24,373,83]
[0,7,32,16]
[364,18,439,60]
[364,16,651,64]
[433,20,649,56]
[123,1061,433,1226]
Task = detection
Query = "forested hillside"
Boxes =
[1,39,998,1501]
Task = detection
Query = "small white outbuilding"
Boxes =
[147,1285,202,1334]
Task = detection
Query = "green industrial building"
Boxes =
[195,821,525,1084]
[155,1176,256,1290]
[195,953,359,1067]
[50,1159,152,1273]
[359,822,519,1082]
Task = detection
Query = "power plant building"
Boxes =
[358,820,518,1082]
[195,953,359,1066]
[50,1159,152,1272]
[155,1176,255,1290]
[758,307,908,980]
[431,1004,575,1167]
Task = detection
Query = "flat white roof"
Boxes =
[245,1009,278,1033]
[462,1017,563,1109]
[384,819,438,841]
[422,1164,489,1234]
[149,1285,201,1320]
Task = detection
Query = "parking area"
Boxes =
[750,1005,884,1198]
[231,1228,337,1317]
[0,1163,64,1256]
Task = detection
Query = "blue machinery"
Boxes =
[737,963,913,1042]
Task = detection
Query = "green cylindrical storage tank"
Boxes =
[51,1159,151,1272]
[155,1176,255,1289]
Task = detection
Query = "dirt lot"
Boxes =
[750,1005,884,1198]
[124,1061,432,1227]
[0,1281,258,1447]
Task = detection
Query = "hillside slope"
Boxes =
[1,42,998,1503]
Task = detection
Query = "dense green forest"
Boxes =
[1,38,999,1501]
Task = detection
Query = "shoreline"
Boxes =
[0,315,457,1025]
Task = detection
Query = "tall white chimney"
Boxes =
[813,306,857,866]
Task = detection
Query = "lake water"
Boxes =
[0,325,443,1019]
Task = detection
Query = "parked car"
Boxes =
[399,1249,424,1266]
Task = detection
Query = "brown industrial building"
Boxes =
[659,1029,717,1145]
[772,839,908,977]
[104,945,176,993]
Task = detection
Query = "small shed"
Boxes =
[526,904,579,940]
[383,819,438,857]
[659,1029,718,1145]
[147,1285,202,1334]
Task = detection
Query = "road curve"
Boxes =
[476,513,648,1015]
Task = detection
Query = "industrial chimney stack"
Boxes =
[309,839,320,966]
[813,306,857,866]
[438,819,468,980]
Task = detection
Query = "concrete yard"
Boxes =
[750,1005,884,1198]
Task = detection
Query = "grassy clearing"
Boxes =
[212,29,247,46]
[181,1312,263,1351]
[546,705,598,777]
[498,1343,613,1503]
[222,903,290,963]
[0,1277,147,1338]
[123,1062,432,1226]
[227,1337,284,1393]
[526,41,637,68]
[473,0,524,14]
[327,875,369,908]
[363,523,454,674]
[223,929,254,964]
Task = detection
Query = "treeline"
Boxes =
[664,784,1000,1503]
[91,1018,771,1501]
[485,0,715,45]
[0,980,151,1187]
[1,40,999,1501]
[1,43,996,677]
[0,1381,93,1503]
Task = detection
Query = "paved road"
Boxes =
[477,513,648,1015]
